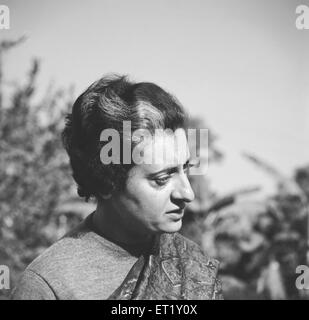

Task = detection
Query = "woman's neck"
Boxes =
[92,200,155,256]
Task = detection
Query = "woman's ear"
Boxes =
[100,193,112,200]
[98,182,115,200]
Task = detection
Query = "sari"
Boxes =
[108,232,223,300]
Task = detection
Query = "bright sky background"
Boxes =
[2,0,309,196]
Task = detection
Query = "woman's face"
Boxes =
[111,128,195,238]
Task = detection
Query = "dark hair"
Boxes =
[62,74,187,201]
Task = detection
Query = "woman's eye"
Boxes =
[154,176,170,186]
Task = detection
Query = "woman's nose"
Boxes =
[171,173,195,203]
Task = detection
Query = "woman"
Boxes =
[12,75,223,300]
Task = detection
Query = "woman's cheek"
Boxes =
[153,189,171,212]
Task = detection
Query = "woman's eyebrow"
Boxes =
[147,159,190,178]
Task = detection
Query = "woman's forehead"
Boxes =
[136,128,190,172]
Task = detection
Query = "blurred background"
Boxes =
[1,0,309,299]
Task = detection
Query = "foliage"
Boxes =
[199,158,309,299]
[0,54,85,298]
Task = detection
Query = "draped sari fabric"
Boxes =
[108,232,223,300]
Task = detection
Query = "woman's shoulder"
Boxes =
[12,216,138,299]
[26,216,130,277]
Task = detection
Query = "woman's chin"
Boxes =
[160,220,182,233]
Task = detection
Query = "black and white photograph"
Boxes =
[0,0,309,302]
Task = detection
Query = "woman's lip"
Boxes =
[168,212,184,220]
[167,208,184,214]
[166,209,184,218]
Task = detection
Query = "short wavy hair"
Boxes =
[62,74,187,201]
